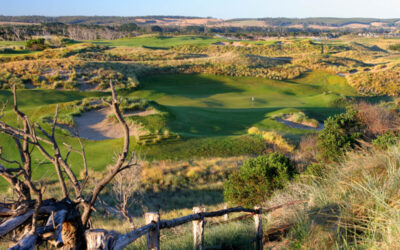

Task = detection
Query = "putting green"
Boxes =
[127,71,356,137]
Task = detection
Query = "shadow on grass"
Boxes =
[166,106,347,137]
[138,188,224,215]
[130,221,255,250]
[139,74,243,99]
[0,89,107,110]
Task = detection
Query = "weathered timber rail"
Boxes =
[85,200,305,250]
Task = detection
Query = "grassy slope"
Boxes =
[130,71,356,137]
[92,35,226,48]
[0,41,26,47]
[0,71,358,189]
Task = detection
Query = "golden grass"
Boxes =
[279,144,400,248]
[248,127,294,152]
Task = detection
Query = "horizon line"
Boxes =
[1,15,400,20]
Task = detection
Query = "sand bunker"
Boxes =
[275,117,324,131]
[74,107,154,141]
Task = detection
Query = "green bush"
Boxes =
[317,108,363,162]
[388,44,400,51]
[224,153,296,207]
[0,48,16,54]
[26,38,47,51]
[373,131,398,150]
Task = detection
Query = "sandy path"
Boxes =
[74,108,149,141]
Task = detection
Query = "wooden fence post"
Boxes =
[254,206,263,250]
[145,212,160,250]
[192,207,206,250]
[223,204,228,221]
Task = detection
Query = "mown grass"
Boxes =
[139,135,266,160]
[127,71,355,138]
[92,35,226,48]
[0,50,39,57]
[0,41,26,47]
[0,89,106,110]
[0,71,359,189]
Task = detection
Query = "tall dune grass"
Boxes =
[286,144,400,248]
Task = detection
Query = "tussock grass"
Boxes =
[283,144,400,248]
[248,126,294,152]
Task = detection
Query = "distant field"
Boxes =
[0,40,38,57]
[92,35,227,48]
[0,41,26,47]
[0,50,39,57]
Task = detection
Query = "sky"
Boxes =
[1,0,400,19]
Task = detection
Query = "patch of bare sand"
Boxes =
[124,109,157,117]
[75,107,152,141]
[276,117,324,131]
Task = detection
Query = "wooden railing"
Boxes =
[86,200,305,250]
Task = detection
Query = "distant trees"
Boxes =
[0,23,141,41]
[119,23,139,32]
[0,21,354,42]
[151,25,163,33]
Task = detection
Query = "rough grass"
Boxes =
[129,221,256,250]
[91,213,256,250]
[277,144,400,249]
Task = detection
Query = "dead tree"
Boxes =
[0,81,141,249]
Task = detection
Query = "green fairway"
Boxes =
[134,72,355,108]
[92,35,226,48]
[0,41,26,47]
[0,71,356,140]
[127,71,356,137]
[0,71,360,189]
[0,89,107,111]
[0,50,39,57]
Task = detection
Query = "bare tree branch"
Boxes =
[81,80,132,227]
[0,99,8,119]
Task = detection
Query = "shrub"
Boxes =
[26,38,47,51]
[294,135,319,170]
[354,102,399,137]
[317,108,363,162]
[0,48,16,54]
[224,153,296,207]
[373,131,398,150]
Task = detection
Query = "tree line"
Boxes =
[0,22,353,41]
